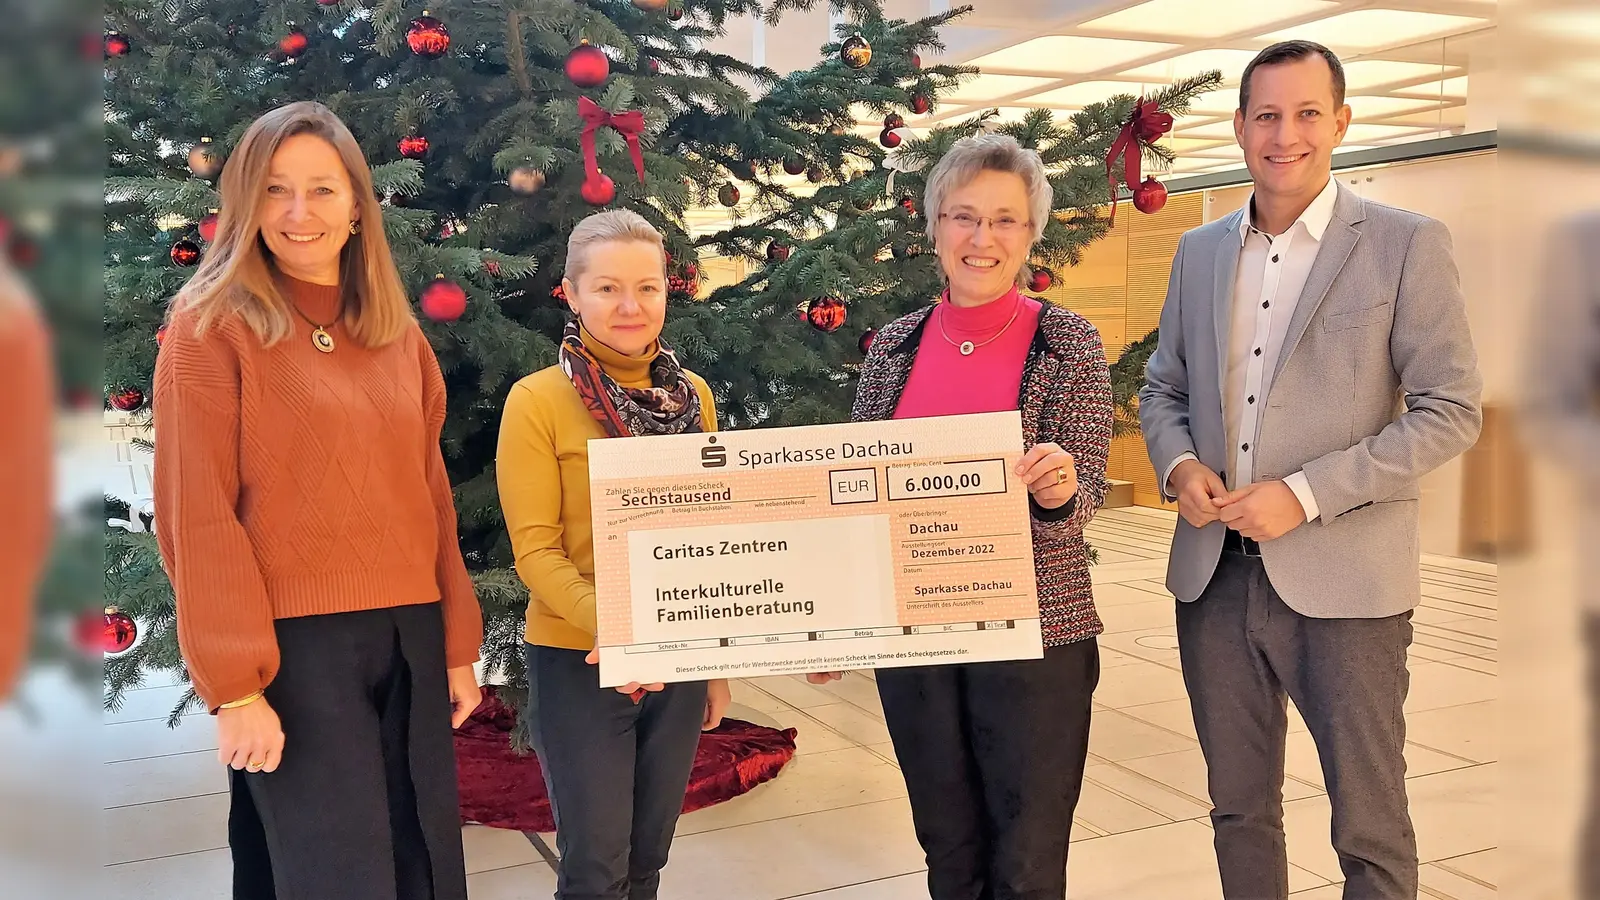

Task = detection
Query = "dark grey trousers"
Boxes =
[523,644,708,900]
[1177,551,1417,900]
[877,639,1100,900]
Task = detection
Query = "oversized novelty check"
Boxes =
[590,411,1042,687]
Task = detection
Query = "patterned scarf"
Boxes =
[558,319,704,438]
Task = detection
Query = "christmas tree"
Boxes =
[101,0,1217,719]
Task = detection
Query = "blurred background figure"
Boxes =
[1520,213,1600,897]
[1502,1,1600,895]
[0,250,53,701]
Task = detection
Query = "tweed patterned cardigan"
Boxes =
[852,301,1113,647]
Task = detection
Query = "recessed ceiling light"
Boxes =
[1394,76,1469,99]
[1081,0,1339,40]
[1172,121,1238,140]
[1256,9,1489,53]
[941,73,1061,105]
[1341,60,1458,92]
[969,35,1178,76]
[1346,96,1450,118]
[1027,80,1152,108]
[1341,123,1440,143]
[1124,48,1262,83]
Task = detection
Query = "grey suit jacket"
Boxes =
[1139,183,1483,618]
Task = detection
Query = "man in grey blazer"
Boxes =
[1139,40,1482,900]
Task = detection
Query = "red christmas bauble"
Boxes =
[398,134,430,159]
[879,128,902,149]
[420,276,467,322]
[170,239,202,267]
[104,31,130,58]
[278,27,308,59]
[565,41,610,88]
[805,297,847,333]
[910,51,922,70]
[407,14,451,58]
[766,241,790,262]
[582,173,616,205]
[317,0,341,5]
[1029,268,1054,292]
[899,195,916,215]
[1132,176,1168,215]
[910,94,931,115]
[78,609,137,654]
[667,5,684,22]
[884,113,905,130]
[102,610,138,654]
[8,235,37,268]
[782,157,806,176]
[717,183,740,207]
[198,211,219,243]
[806,165,825,184]
[109,388,145,412]
[858,328,876,355]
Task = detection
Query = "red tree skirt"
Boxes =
[455,689,798,832]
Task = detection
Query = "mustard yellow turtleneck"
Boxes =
[495,327,718,649]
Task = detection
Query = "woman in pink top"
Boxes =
[820,133,1113,899]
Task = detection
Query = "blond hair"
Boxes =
[564,209,666,284]
[167,101,412,348]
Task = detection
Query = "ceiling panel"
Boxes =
[1081,0,1341,40]
[968,35,1179,75]
[1256,9,1490,53]
[1026,80,1149,108]
[1123,48,1262,83]
[1342,59,1462,91]
[941,73,1061,104]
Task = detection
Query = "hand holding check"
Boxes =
[1016,442,1077,510]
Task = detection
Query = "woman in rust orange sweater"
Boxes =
[153,101,483,900]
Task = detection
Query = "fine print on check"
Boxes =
[587,411,1043,687]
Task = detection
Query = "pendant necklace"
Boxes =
[938,297,1022,356]
[290,298,344,353]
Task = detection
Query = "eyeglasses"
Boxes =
[937,212,1032,236]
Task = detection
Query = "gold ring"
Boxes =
[1055,468,1067,485]
[246,761,264,771]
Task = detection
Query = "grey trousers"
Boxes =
[523,644,708,900]
[1177,551,1417,900]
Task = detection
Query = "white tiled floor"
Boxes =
[101,509,1499,898]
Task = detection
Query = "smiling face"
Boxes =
[934,169,1034,307]
[1234,55,1351,210]
[562,239,668,357]
[258,133,359,285]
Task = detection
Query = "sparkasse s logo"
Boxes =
[700,435,727,468]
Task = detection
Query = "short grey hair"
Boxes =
[565,209,666,283]
[922,132,1053,245]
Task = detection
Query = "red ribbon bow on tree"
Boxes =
[578,96,648,198]
[1105,97,1173,225]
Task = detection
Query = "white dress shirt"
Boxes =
[1163,177,1338,522]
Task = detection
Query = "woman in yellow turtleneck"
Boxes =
[496,209,730,900]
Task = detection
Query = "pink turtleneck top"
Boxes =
[893,286,1043,419]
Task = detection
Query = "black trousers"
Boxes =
[523,643,708,900]
[876,639,1100,900]
[1178,552,1417,900]
[228,603,466,900]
